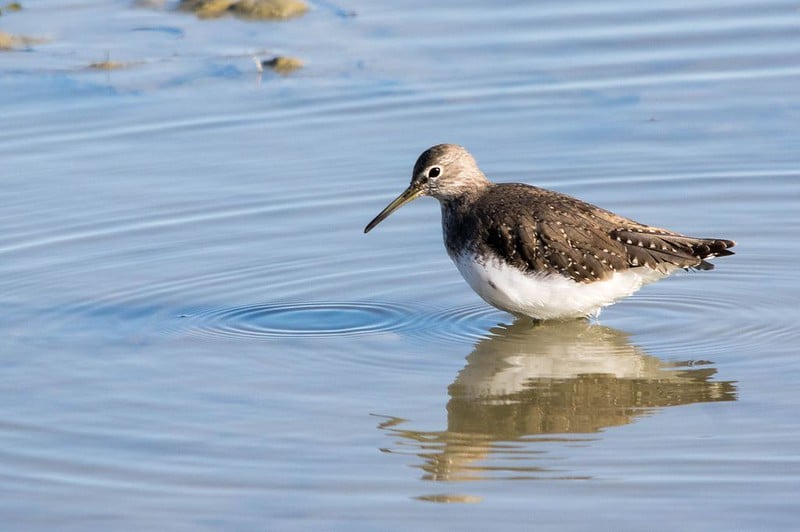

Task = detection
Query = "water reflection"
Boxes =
[379,320,736,483]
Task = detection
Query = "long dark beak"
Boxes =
[364,184,423,233]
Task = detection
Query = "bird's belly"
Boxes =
[452,252,667,320]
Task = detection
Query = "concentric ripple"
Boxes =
[173,299,513,344]
[414,304,510,346]
[617,281,797,358]
[179,300,420,340]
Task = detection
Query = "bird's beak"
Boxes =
[364,184,424,233]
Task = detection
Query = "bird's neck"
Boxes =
[439,189,488,257]
[439,192,478,224]
[439,181,490,208]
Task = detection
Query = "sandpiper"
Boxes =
[364,144,735,320]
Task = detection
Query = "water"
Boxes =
[1,0,799,529]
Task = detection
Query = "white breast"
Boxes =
[452,252,670,320]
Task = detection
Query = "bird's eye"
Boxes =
[428,166,441,178]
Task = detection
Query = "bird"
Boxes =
[364,144,735,320]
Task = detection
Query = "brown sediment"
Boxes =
[230,0,307,20]
[88,60,128,70]
[0,31,43,50]
[179,0,235,18]
[179,0,307,20]
[0,33,15,49]
[2,2,23,13]
[261,55,304,75]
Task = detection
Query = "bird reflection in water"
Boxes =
[377,320,736,485]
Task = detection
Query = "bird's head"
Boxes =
[364,144,489,233]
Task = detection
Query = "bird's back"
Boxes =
[443,182,735,284]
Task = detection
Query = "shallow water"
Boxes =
[2,0,799,529]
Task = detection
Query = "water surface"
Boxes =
[1,0,799,530]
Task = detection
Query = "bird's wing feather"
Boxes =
[475,184,735,283]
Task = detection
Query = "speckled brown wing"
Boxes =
[470,184,735,284]
[609,226,735,272]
